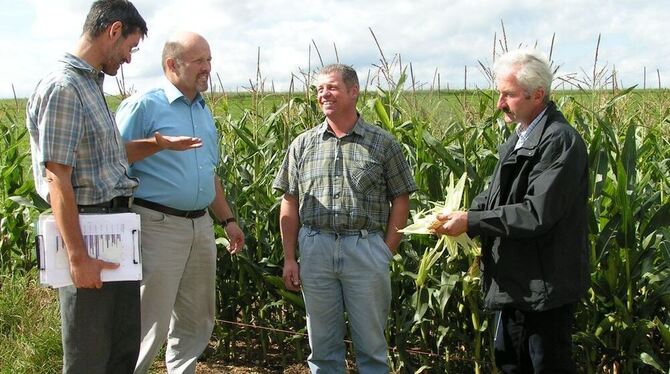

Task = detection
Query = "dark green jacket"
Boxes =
[468,102,590,311]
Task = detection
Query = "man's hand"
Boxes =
[282,259,301,291]
[154,131,202,151]
[432,211,469,237]
[69,255,120,289]
[224,222,245,255]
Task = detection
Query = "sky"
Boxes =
[1,0,668,99]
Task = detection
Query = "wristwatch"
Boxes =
[221,217,237,227]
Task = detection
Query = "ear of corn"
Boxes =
[399,173,480,288]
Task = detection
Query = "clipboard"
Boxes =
[35,213,142,288]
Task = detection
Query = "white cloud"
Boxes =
[1,0,668,98]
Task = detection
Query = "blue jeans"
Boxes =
[298,226,392,374]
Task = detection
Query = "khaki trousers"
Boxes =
[132,205,216,374]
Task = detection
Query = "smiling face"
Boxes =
[496,69,545,128]
[168,35,212,101]
[316,71,359,119]
[100,24,142,76]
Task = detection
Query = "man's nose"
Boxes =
[496,95,505,109]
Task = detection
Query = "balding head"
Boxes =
[162,31,212,101]
[161,31,208,72]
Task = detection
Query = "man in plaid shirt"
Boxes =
[273,64,417,373]
[26,1,199,372]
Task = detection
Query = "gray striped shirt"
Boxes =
[27,53,137,205]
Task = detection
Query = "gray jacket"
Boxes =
[468,102,590,311]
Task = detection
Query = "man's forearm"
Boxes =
[210,176,235,222]
[46,166,88,264]
[125,133,203,163]
[279,195,300,260]
[124,138,162,163]
[385,193,410,252]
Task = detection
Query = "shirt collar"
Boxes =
[60,53,104,81]
[161,78,206,108]
[318,114,367,137]
[516,106,547,141]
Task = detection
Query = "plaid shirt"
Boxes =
[26,53,137,205]
[273,116,417,232]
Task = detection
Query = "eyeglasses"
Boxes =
[130,47,140,54]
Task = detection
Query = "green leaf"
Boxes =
[643,202,670,238]
[621,123,637,189]
[640,352,666,372]
[372,98,392,131]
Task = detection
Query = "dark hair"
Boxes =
[319,64,359,89]
[82,0,148,38]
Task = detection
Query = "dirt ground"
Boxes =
[195,362,309,374]
[151,361,310,374]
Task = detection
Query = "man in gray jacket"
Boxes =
[434,49,589,373]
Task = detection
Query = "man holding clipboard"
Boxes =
[26,1,201,372]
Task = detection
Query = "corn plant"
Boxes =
[1,53,669,373]
[399,173,483,373]
[0,100,45,274]
[563,89,670,373]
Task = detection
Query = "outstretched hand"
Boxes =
[154,131,203,151]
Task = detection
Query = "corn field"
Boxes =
[1,61,669,372]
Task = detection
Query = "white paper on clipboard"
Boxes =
[35,213,142,288]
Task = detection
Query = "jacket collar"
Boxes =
[518,101,556,151]
[498,101,557,162]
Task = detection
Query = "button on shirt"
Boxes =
[26,53,137,205]
[116,79,219,211]
[273,117,417,232]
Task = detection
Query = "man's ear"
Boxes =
[350,84,360,99]
[108,21,123,41]
[533,87,546,103]
[165,58,177,73]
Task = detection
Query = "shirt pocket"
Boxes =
[348,157,383,195]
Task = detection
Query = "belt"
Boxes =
[133,198,207,218]
[77,196,132,214]
[303,225,377,237]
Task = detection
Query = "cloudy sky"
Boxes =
[1,0,668,98]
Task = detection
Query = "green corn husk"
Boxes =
[399,173,480,288]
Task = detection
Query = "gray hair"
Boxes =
[161,40,184,72]
[318,64,359,89]
[494,49,552,102]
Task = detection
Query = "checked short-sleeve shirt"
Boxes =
[26,53,137,205]
[273,116,417,232]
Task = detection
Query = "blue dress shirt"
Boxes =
[116,79,219,210]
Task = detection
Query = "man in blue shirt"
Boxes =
[116,32,245,373]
